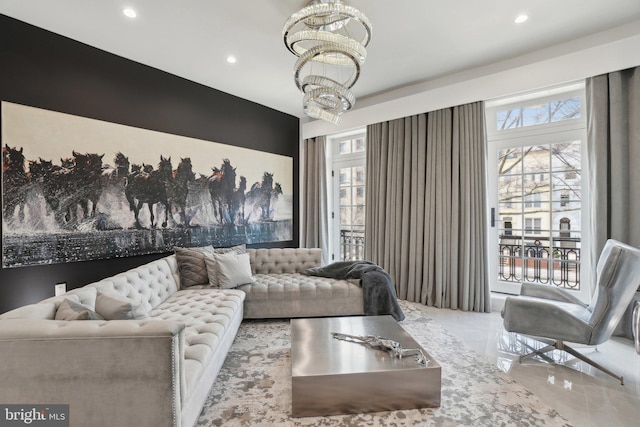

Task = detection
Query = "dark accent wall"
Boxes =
[0,15,300,313]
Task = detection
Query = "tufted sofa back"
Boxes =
[248,248,321,274]
[85,255,180,312]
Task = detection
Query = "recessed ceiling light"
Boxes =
[123,8,137,18]
[226,56,237,64]
[515,14,528,24]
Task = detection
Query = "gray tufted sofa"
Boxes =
[240,248,364,318]
[0,247,364,427]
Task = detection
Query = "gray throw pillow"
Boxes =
[95,290,147,320]
[204,244,247,287]
[213,252,254,289]
[55,299,104,321]
[174,245,214,288]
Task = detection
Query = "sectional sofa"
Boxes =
[0,248,365,427]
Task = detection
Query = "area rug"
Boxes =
[196,301,573,426]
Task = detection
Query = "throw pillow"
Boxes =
[55,299,104,321]
[204,244,248,288]
[174,245,214,288]
[95,290,147,320]
[204,253,220,287]
[56,286,98,311]
[213,252,254,289]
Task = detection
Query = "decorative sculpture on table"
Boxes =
[332,332,428,366]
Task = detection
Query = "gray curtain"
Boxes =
[301,136,330,265]
[586,67,640,338]
[365,102,490,312]
[587,67,640,263]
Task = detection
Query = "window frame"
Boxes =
[486,82,591,302]
[486,82,585,141]
[328,129,367,262]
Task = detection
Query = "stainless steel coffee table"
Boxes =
[291,315,441,417]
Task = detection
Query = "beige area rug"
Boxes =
[196,301,572,426]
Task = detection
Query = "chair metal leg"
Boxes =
[559,341,624,385]
[518,339,624,385]
[520,343,556,364]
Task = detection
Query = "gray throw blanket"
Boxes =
[303,261,405,321]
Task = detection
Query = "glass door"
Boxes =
[329,132,366,262]
[494,140,582,291]
[490,140,587,300]
[336,163,366,261]
[486,84,590,302]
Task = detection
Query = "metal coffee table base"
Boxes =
[291,316,441,417]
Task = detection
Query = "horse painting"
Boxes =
[2,139,291,269]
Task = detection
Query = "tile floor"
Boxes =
[420,300,640,427]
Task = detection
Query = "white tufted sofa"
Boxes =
[0,247,364,427]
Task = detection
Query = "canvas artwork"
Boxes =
[1,102,293,268]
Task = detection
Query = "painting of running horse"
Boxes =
[1,102,293,268]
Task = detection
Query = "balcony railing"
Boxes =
[340,229,365,261]
[498,235,580,290]
[340,230,580,289]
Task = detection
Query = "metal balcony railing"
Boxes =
[340,230,580,289]
[340,229,365,261]
[498,235,580,290]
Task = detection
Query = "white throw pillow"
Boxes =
[203,245,248,288]
[213,252,254,289]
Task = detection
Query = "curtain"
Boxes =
[365,102,490,312]
[587,67,640,268]
[301,136,330,265]
[587,67,640,339]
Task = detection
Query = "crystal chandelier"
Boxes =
[283,0,372,124]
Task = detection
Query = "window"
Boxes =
[330,130,366,261]
[524,192,542,208]
[339,137,365,155]
[496,96,581,130]
[524,218,542,234]
[487,82,589,302]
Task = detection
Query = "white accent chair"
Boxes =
[501,239,640,384]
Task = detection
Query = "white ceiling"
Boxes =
[2,0,640,120]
